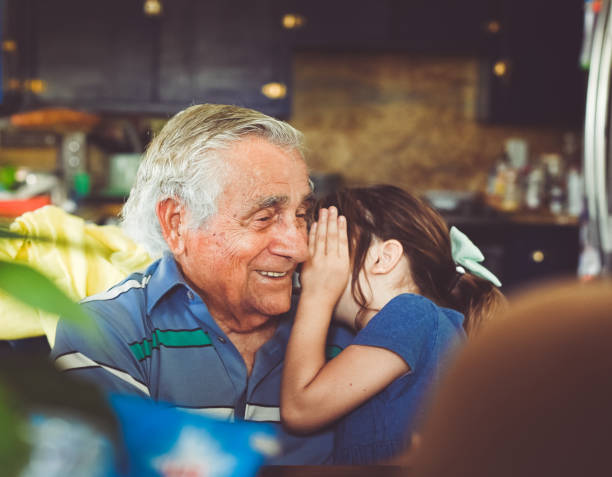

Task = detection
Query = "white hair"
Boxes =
[120,104,305,256]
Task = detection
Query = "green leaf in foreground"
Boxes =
[0,384,30,477]
[0,260,93,331]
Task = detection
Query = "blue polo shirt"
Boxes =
[51,253,352,464]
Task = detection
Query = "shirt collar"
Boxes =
[256,294,298,358]
[145,252,190,315]
[251,309,295,372]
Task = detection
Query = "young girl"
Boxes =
[281,185,505,465]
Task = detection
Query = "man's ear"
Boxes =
[371,239,404,275]
[157,198,186,255]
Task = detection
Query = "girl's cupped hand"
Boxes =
[299,206,350,307]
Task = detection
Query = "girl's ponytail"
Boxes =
[447,274,507,336]
[444,226,507,336]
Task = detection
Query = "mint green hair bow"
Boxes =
[450,226,502,287]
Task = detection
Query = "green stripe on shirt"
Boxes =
[130,329,212,361]
[326,345,343,359]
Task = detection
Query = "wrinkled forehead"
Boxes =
[216,140,311,214]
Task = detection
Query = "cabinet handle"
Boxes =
[531,250,545,263]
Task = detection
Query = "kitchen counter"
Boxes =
[442,211,579,227]
[439,211,580,293]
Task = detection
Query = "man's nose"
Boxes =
[270,217,309,263]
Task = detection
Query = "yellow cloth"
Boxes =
[0,205,153,346]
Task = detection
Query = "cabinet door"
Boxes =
[389,0,490,55]
[282,0,392,49]
[158,0,291,117]
[477,0,586,126]
[503,225,580,290]
[451,221,579,293]
[283,0,490,54]
[29,0,156,112]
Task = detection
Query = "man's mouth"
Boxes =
[256,270,290,278]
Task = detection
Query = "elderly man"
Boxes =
[51,104,351,464]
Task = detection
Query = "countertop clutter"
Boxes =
[423,135,582,226]
[0,108,146,224]
[484,136,582,219]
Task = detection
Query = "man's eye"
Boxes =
[256,216,271,222]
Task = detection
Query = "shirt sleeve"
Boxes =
[351,294,438,372]
[325,322,355,359]
[51,300,150,398]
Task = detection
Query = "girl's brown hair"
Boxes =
[314,185,506,336]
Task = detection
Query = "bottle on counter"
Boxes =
[566,166,583,217]
[524,165,545,210]
[501,137,529,212]
[541,153,565,215]
[486,152,509,208]
[501,168,521,212]
[562,132,583,217]
[487,156,524,212]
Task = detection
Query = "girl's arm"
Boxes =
[281,207,410,433]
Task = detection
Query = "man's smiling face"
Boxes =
[178,135,312,324]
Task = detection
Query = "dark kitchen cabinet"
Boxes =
[283,0,490,55]
[1,0,587,123]
[282,0,393,50]
[157,0,291,117]
[282,0,586,125]
[3,0,291,117]
[476,0,587,126]
[387,0,492,55]
[447,219,580,294]
[29,0,156,111]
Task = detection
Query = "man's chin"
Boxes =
[251,293,292,317]
[259,302,292,317]
[244,277,294,314]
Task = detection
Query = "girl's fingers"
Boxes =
[308,221,317,257]
[338,215,349,259]
[316,208,328,256]
[327,206,338,255]
[310,207,347,258]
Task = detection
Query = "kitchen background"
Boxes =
[0,0,588,291]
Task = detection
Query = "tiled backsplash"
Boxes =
[290,51,580,194]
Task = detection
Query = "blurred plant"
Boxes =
[0,259,93,328]
[0,224,99,476]
[0,354,121,477]
[0,384,30,477]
